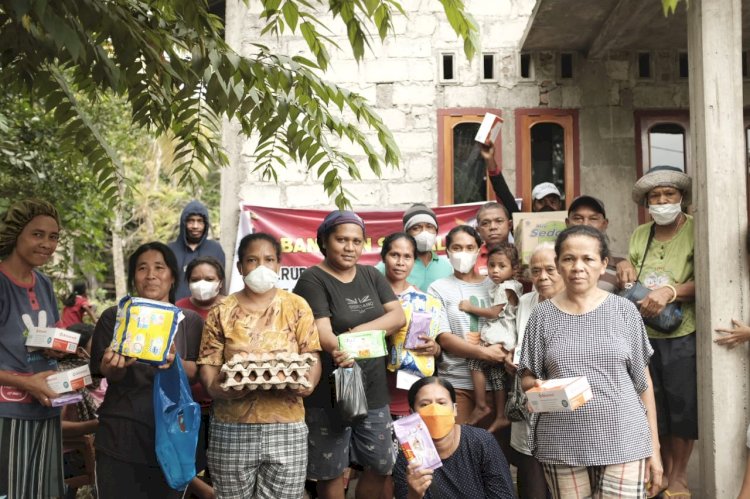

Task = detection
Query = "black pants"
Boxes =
[96,451,183,499]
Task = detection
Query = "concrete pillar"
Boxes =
[688,0,749,496]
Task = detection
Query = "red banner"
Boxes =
[229,203,483,291]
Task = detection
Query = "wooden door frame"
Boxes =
[514,108,580,212]
[437,108,503,206]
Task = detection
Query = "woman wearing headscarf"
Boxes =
[0,199,65,498]
[293,210,406,499]
[621,165,696,497]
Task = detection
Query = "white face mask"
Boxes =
[189,280,220,301]
[243,265,279,294]
[448,251,478,274]
[649,203,682,226]
[413,231,437,253]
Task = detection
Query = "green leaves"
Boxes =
[662,0,685,16]
[0,0,477,209]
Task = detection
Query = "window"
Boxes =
[440,53,456,82]
[482,53,495,81]
[635,111,690,175]
[520,53,533,79]
[678,52,689,79]
[437,109,503,205]
[560,53,573,79]
[638,52,652,79]
[515,110,579,211]
[649,123,686,171]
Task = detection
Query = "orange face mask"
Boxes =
[417,402,455,439]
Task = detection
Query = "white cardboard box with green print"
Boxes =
[526,376,593,413]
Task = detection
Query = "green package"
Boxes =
[338,330,387,359]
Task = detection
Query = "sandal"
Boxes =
[663,490,692,498]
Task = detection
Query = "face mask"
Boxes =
[448,251,478,274]
[649,202,682,226]
[413,231,437,253]
[417,403,455,439]
[243,265,279,293]
[189,280,220,301]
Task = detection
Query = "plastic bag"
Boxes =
[619,282,683,333]
[153,354,201,490]
[333,362,368,425]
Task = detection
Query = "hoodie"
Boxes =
[169,200,226,301]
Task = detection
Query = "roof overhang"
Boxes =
[521,0,749,58]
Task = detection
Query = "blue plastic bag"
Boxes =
[153,354,200,490]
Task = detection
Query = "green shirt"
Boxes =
[628,215,695,339]
[375,251,453,292]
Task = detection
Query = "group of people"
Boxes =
[0,158,726,499]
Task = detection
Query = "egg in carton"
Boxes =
[219,361,313,392]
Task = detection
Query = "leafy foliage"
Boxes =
[662,0,685,15]
[0,0,479,208]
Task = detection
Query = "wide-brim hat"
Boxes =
[632,165,692,205]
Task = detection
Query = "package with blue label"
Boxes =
[110,296,184,365]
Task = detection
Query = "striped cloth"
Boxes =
[542,460,646,498]
[0,416,64,498]
[207,421,307,499]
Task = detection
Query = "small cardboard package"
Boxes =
[25,327,80,354]
[474,113,503,146]
[512,211,567,265]
[526,376,593,413]
[110,295,183,365]
[338,330,387,359]
[47,365,92,394]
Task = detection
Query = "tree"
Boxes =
[0,0,478,208]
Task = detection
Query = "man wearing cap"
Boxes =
[531,182,563,212]
[377,204,452,291]
[565,195,623,293]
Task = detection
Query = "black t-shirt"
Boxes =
[90,305,203,466]
[293,264,397,410]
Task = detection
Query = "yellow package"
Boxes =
[110,296,183,365]
[388,291,441,377]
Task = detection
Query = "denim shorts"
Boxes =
[306,406,395,480]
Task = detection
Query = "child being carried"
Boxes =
[459,242,522,432]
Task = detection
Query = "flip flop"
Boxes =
[663,490,691,498]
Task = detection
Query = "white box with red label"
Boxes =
[26,327,80,353]
[526,376,593,413]
[46,365,92,394]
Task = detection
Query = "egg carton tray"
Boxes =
[219,352,317,391]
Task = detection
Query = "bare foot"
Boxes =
[466,405,491,426]
[487,415,511,434]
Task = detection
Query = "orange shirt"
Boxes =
[197,290,321,424]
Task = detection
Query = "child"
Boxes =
[459,242,523,433]
[61,281,97,327]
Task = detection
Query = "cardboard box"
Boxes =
[512,211,567,265]
[526,376,593,413]
[474,113,503,145]
[25,327,80,353]
[338,330,387,359]
[47,365,92,394]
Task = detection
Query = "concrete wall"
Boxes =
[220,0,727,257]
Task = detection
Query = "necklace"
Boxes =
[656,213,684,242]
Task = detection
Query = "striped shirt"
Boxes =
[428,275,494,391]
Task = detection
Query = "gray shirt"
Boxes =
[518,294,654,466]
[428,275,494,391]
